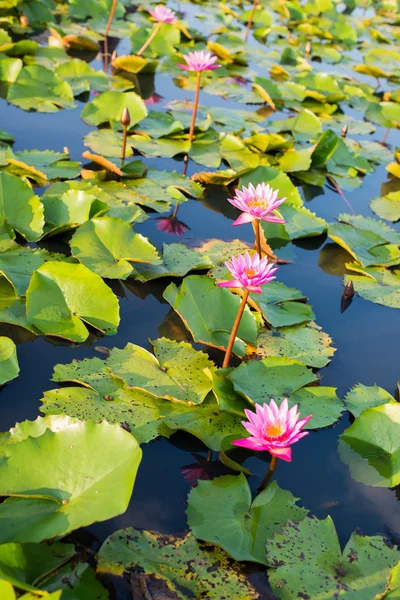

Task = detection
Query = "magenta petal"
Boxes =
[217,280,242,288]
[178,64,191,70]
[270,446,292,462]
[232,212,256,226]
[231,438,266,451]
[246,285,263,293]
[262,215,286,224]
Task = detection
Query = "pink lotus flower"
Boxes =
[144,93,164,105]
[148,4,177,23]
[232,399,312,462]
[217,252,278,294]
[156,215,190,235]
[179,50,221,72]
[229,182,286,226]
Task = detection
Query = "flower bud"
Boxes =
[120,107,131,127]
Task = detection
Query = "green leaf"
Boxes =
[292,109,323,141]
[128,134,190,158]
[311,129,339,167]
[344,384,395,417]
[70,217,159,279]
[250,282,315,328]
[344,265,400,308]
[97,530,259,599]
[26,261,120,342]
[0,337,19,385]
[261,203,327,242]
[138,110,184,139]
[133,243,212,282]
[0,417,142,543]
[43,561,108,600]
[370,191,400,223]
[366,101,400,129]
[279,148,312,172]
[329,221,400,267]
[164,275,258,357]
[55,59,108,96]
[7,65,75,112]
[81,91,147,127]
[0,58,22,83]
[340,403,400,488]
[0,173,44,241]
[0,541,75,593]
[187,474,308,564]
[10,150,80,181]
[42,187,109,236]
[252,321,335,368]
[107,338,216,404]
[266,516,399,599]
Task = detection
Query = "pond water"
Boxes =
[0,1,399,597]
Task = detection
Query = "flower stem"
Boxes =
[137,22,162,57]
[103,0,117,72]
[258,456,278,492]
[121,125,128,167]
[222,289,249,368]
[188,71,202,144]
[382,127,390,145]
[244,0,260,43]
[255,219,262,258]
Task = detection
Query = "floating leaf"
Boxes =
[81,91,147,127]
[55,59,108,96]
[344,265,400,308]
[164,275,258,357]
[187,474,308,564]
[329,221,400,267]
[370,191,400,223]
[0,173,44,241]
[133,243,212,282]
[0,337,19,386]
[97,529,259,599]
[251,321,335,368]
[340,402,400,488]
[26,261,120,342]
[107,338,216,404]
[344,384,395,417]
[7,65,75,112]
[250,282,315,328]
[70,217,159,279]
[0,417,142,543]
[266,516,399,599]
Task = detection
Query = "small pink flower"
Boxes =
[148,4,177,23]
[217,252,278,294]
[144,93,164,105]
[179,50,221,72]
[232,399,312,462]
[156,215,190,235]
[229,182,286,226]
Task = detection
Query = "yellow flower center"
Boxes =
[247,197,270,210]
[244,268,257,278]
[265,424,284,438]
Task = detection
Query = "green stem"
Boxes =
[222,290,249,368]
[258,456,278,492]
[121,125,128,167]
[137,22,162,56]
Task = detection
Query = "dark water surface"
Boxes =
[0,1,399,575]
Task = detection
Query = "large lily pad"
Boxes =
[106,338,216,404]
[97,529,259,599]
[187,474,308,564]
[340,402,400,488]
[164,275,258,357]
[344,265,400,309]
[344,384,395,417]
[266,516,399,599]
[26,261,120,342]
[370,191,400,223]
[133,243,212,282]
[70,217,159,279]
[0,173,44,241]
[7,65,75,112]
[0,417,142,543]
[249,282,315,328]
[81,91,147,126]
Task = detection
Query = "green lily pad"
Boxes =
[164,275,258,357]
[0,337,19,386]
[266,516,399,599]
[366,101,400,129]
[250,282,315,328]
[0,173,44,242]
[344,265,400,308]
[8,150,80,181]
[329,221,400,267]
[42,187,109,236]
[81,91,147,126]
[70,217,159,279]
[107,338,216,404]
[261,203,327,243]
[187,474,308,564]
[134,243,212,282]
[370,191,400,223]
[42,560,108,600]
[7,65,75,112]
[0,417,142,543]
[97,529,258,599]
[344,384,395,417]
[26,261,120,342]
[0,57,22,83]
[252,321,335,368]
[55,59,108,96]
[340,402,400,488]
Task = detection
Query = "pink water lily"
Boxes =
[229,182,286,226]
[217,252,278,294]
[232,399,312,462]
[179,50,221,72]
[156,215,189,236]
[148,4,177,23]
